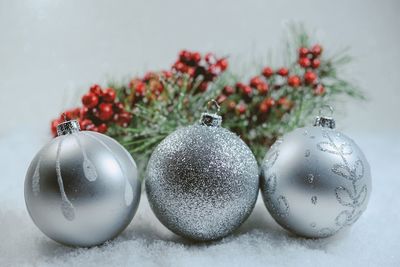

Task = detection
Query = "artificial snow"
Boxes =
[0,127,399,267]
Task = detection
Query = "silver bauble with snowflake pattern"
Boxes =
[25,120,141,247]
[145,109,259,241]
[260,108,371,238]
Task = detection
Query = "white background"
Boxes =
[1,1,400,266]
[0,0,399,135]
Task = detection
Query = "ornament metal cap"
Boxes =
[199,100,222,127]
[314,105,336,129]
[57,119,81,136]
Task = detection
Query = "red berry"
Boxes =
[250,76,262,88]
[236,103,246,114]
[199,82,208,92]
[80,119,93,130]
[288,75,301,88]
[236,82,252,95]
[277,68,289,76]
[314,84,325,95]
[208,64,221,76]
[223,86,235,95]
[179,50,191,62]
[143,72,155,82]
[217,58,228,71]
[97,123,108,133]
[72,108,81,117]
[278,97,292,110]
[116,112,132,127]
[236,82,244,89]
[244,86,252,94]
[103,88,116,102]
[257,82,269,94]
[162,70,172,78]
[80,107,89,119]
[262,67,274,78]
[304,71,317,85]
[90,84,103,96]
[278,97,287,106]
[187,67,196,77]
[265,97,275,107]
[82,93,99,108]
[191,52,201,63]
[64,111,73,120]
[98,103,114,121]
[298,57,311,68]
[259,102,269,113]
[242,85,252,95]
[298,47,309,58]
[259,98,275,113]
[174,61,186,72]
[64,108,79,120]
[311,58,321,69]
[311,44,323,57]
[135,81,146,96]
[153,83,164,95]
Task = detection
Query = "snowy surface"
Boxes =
[0,128,399,267]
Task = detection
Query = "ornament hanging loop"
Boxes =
[314,104,336,129]
[319,105,334,117]
[206,99,221,114]
[200,99,222,127]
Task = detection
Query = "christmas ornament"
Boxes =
[145,101,259,241]
[25,120,141,247]
[260,106,371,238]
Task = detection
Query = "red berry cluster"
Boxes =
[128,71,170,104]
[260,44,324,94]
[217,44,325,116]
[260,45,325,94]
[173,50,228,91]
[297,44,325,95]
[127,50,228,105]
[51,84,132,137]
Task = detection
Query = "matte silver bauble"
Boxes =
[260,110,371,238]
[145,110,259,241]
[25,120,141,247]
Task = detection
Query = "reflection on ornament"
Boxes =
[81,132,134,206]
[25,120,141,247]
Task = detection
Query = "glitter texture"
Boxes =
[145,124,259,241]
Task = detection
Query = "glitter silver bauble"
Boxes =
[145,109,259,241]
[260,107,371,238]
[24,120,141,247]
